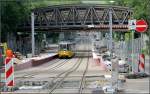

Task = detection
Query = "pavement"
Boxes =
[123,77,149,93]
[145,55,150,75]
[121,55,150,93]
[14,53,57,70]
[22,53,57,63]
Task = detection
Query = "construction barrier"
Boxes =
[92,52,106,70]
[112,37,145,73]
[5,57,14,87]
[138,54,145,73]
[92,52,100,66]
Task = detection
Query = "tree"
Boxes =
[0,0,81,41]
[1,1,30,42]
[116,0,150,54]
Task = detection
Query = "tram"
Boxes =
[58,41,75,58]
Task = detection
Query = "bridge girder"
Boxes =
[19,4,133,32]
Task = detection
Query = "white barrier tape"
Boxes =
[5,59,14,72]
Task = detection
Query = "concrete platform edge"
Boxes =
[14,54,57,71]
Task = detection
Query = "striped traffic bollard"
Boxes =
[138,54,145,73]
[92,52,100,66]
[99,56,107,71]
[5,57,14,87]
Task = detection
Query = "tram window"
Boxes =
[67,45,69,50]
[59,44,67,50]
[70,44,74,50]
[59,42,74,51]
[67,44,71,50]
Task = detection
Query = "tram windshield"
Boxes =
[59,44,71,50]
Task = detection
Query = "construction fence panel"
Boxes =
[113,37,145,72]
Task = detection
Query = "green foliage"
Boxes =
[30,0,81,8]
[125,32,131,41]
[116,0,150,31]
[1,0,30,42]
[0,0,82,42]
[116,0,150,55]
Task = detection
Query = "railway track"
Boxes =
[79,57,89,94]
[47,58,83,94]
[15,59,61,74]
[79,37,90,94]
[15,59,72,81]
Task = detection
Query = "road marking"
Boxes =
[136,25,147,27]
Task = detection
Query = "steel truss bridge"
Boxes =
[19,4,133,32]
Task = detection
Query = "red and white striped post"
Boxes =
[5,57,14,87]
[92,52,106,70]
[138,54,145,73]
[92,52,101,66]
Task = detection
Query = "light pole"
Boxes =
[109,8,112,55]
[31,12,35,56]
[108,0,115,54]
[0,2,1,43]
[109,1,119,93]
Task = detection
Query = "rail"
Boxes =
[47,58,83,93]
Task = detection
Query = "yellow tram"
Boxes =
[58,41,75,58]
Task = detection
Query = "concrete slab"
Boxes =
[123,78,149,93]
